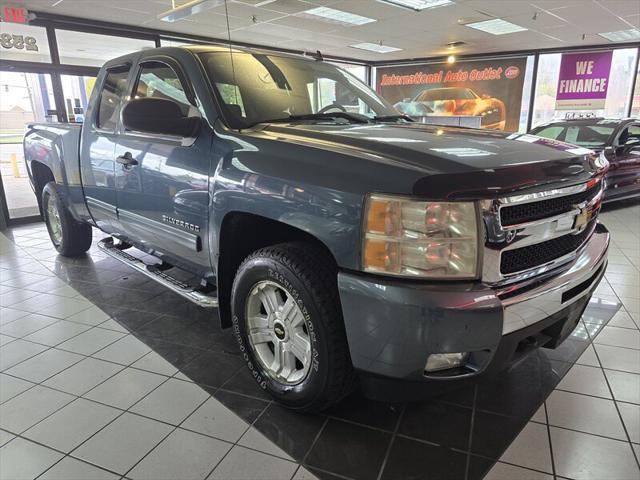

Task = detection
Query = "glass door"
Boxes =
[0,71,58,219]
[60,74,96,124]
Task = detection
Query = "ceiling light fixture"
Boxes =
[350,42,402,53]
[378,0,454,11]
[599,28,640,42]
[446,41,465,49]
[158,0,223,23]
[464,18,527,35]
[447,55,456,63]
[300,7,376,26]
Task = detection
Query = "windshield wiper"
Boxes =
[257,112,370,125]
[373,114,415,122]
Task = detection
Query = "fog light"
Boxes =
[425,352,468,372]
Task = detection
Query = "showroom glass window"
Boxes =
[134,62,191,115]
[96,67,130,131]
[0,22,51,63]
[330,62,367,83]
[56,30,155,67]
[532,48,638,128]
[631,62,640,117]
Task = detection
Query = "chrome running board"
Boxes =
[97,238,218,308]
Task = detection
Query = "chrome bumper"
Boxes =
[500,225,609,335]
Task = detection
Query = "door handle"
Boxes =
[116,152,138,167]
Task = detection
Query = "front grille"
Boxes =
[500,222,593,275]
[500,185,599,227]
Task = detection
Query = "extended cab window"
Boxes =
[96,67,130,131]
[134,62,190,115]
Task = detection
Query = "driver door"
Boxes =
[113,58,212,273]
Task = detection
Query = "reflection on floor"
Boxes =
[0,199,638,480]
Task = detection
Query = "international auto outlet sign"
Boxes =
[555,51,613,110]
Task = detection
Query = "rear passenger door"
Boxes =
[81,64,131,233]
[113,58,212,272]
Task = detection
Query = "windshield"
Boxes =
[199,51,399,127]
[533,123,615,148]
[416,88,478,101]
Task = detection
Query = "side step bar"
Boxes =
[97,238,218,308]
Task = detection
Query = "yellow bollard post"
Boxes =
[10,153,21,178]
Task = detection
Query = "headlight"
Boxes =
[362,195,479,279]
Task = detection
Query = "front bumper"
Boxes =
[338,224,609,401]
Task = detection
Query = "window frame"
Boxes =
[614,122,640,147]
[93,63,132,134]
[121,56,199,142]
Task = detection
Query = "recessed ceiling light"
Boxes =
[464,18,527,35]
[300,7,376,26]
[158,0,223,22]
[599,28,640,42]
[350,42,402,53]
[378,0,454,11]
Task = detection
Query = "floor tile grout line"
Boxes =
[304,465,356,480]
[463,384,479,480]
[3,362,277,457]
[5,219,638,478]
[120,387,214,479]
[544,401,558,480]
[0,321,131,384]
[0,430,125,480]
[588,333,640,470]
[197,396,296,480]
[34,444,123,480]
[4,307,617,468]
[301,415,329,467]
[325,413,404,436]
[553,385,639,406]
[1,315,125,359]
[375,403,406,480]
[4,321,196,381]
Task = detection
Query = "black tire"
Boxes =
[231,242,354,412]
[42,181,92,257]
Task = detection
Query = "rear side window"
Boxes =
[134,62,191,115]
[96,67,130,131]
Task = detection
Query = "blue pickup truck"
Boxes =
[24,45,610,411]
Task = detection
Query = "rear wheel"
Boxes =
[42,182,92,257]
[231,242,354,411]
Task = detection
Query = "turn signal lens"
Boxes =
[362,195,479,279]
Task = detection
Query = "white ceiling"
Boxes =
[22,0,640,62]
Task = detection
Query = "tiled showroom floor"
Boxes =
[0,200,638,480]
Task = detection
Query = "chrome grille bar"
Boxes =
[481,180,604,285]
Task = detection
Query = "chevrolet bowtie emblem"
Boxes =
[573,205,594,230]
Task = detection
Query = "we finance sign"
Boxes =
[555,51,612,110]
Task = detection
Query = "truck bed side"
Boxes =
[24,122,91,222]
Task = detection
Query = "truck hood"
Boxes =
[260,122,605,199]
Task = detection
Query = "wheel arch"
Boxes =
[30,160,55,216]
[216,211,338,328]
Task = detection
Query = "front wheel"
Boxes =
[231,243,354,411]
[42,182,92,257]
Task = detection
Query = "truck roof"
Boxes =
[103,44,318,69]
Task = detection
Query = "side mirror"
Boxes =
[122,98,199,138]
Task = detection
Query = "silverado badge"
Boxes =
[162,215,200,232]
